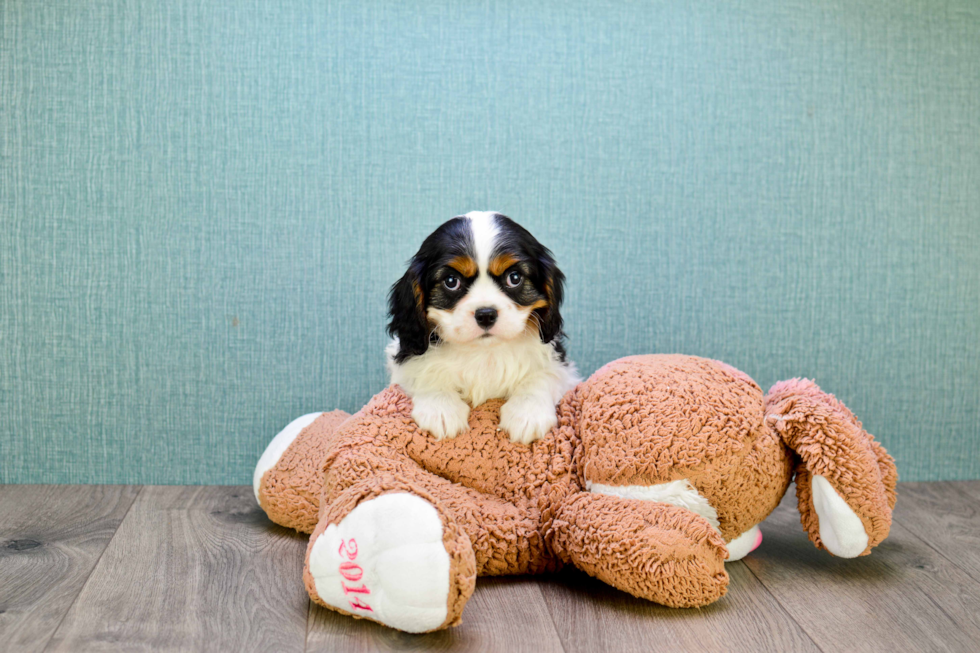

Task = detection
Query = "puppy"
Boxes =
[386,211,580,444]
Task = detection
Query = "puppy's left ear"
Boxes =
[387,259,430,363]
[535,252,565,344]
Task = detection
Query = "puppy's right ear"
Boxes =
[387,259,430,363]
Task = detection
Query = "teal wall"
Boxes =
[2,1,978,484]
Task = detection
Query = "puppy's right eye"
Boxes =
[444,275,460,291]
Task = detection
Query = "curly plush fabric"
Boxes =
[578,355,794,541]
[256,354,898,632]
[316,385,583,576]
[551,493,730,607]
[258,409,350,532]
[766,378,897,554]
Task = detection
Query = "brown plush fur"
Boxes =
[258,409,351,533]
[766,378,897,554]
[551,493,730,607]
[577,356,795,541]
[257,354,897,631]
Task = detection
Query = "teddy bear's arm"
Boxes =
[303,429,558,633]
[550,492,729,608]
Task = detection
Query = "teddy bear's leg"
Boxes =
[324,446,555,577]
[551,493,729,608]
[766,378,898,558]
[253,410,351,533]
[304,475,477,633]
[306,442,553,632]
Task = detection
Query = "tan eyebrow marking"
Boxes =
[448,256,478,277]
[489,254,519,276]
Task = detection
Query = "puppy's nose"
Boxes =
[474,307,498,329]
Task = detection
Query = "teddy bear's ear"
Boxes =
[387,258,431,363]
[766,378,897,557]
[534,251,565,344]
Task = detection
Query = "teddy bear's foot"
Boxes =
[253,410,351,533]
[253,412,323,502]
[725,525,763,561]
[305,492,474,633]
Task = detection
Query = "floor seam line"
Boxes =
[738,559,827,653]
[944,480,980,505]
[889,515,980,586]
[535,581,570,653]
[303,598,314,653]
[40,484,144,653]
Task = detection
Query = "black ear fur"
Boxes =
[387,260,430,363]
[535,253,565,344]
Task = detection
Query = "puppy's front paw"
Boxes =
[411,393,470,440]
[500,394,558,445]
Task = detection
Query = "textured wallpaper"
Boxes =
[1,0,978,484]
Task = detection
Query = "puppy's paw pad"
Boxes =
[308,493,451,633]
[812,474,870,558]
[500,395,558,445]
[411,395,470,440]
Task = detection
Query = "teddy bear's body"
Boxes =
[254,355,896,633]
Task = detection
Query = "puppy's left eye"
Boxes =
[505,270,523,288]
[444,275,460,291]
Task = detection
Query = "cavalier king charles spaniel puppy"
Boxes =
[385,211,580,444]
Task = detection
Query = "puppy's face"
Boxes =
[388,211,564,362]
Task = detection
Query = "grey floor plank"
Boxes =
[44,486,310,653]
[953,480,980,502]
[742,487,980,653]
[538,560,818,653]
[894,481,980,583]
[7,481,980,652]
[0,485,140,653]
[305,576,565,653]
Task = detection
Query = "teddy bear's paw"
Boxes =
[500,394,558,445]
[811,475,870,558]
[411,393,471,440]
[307,493,453,633]
[725,525,763,561]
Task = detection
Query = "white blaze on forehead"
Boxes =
[427,210,526,342]
[464,211,500,270]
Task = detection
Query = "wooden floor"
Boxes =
[2,482,979,652]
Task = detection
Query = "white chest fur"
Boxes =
[386,333,577,407]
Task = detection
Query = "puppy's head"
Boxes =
[387,211,565,363]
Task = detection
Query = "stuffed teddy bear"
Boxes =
[253,354,896,633]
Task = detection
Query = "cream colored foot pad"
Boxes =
[308,493,451,633]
